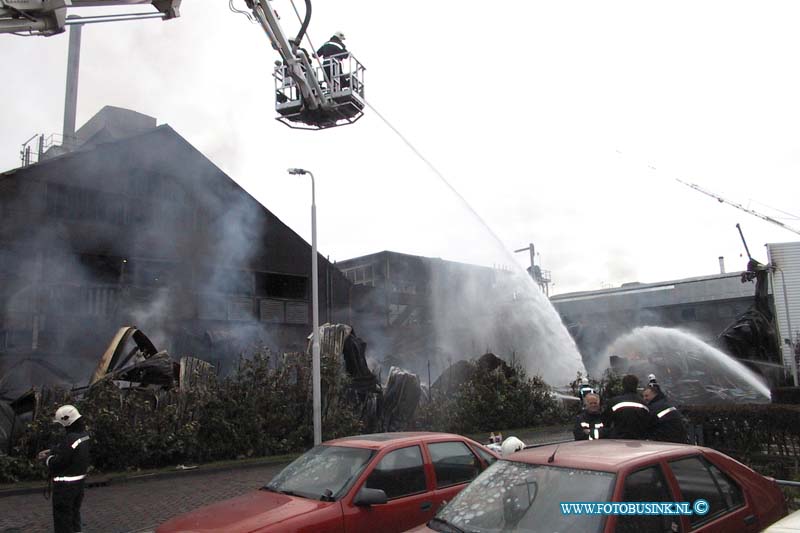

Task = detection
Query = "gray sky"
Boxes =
[3,0,800,295]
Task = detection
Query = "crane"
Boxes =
[0,0,364,129]
[676,178,800,237]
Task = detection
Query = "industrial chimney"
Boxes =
[719,256,725,274]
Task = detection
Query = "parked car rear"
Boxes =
[410,439,786,532]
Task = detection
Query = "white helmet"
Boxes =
[54,405,81,427]
[648,373,657,384]
[333,31,345,41]
[501,436,525,456]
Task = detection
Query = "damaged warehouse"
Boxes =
[0,106,352,400]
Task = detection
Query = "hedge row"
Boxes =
[1,350,362,483]
[683,403,800,479]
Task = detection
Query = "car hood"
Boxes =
[157,489,337,533]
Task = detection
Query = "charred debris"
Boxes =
[2,323,447,452]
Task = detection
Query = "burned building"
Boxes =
[0,106,350,399]
[336,251,547,383]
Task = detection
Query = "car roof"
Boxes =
[324,432,476,450]
[508,439,703,472]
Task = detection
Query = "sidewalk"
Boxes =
[0,452,298,498]
[0,461,290,533]
[1,424,572,498]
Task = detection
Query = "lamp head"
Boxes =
[287,168,308,175]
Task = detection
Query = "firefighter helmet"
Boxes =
[333,31,345,41]
[501,436,525,456]
[54,405,81,427]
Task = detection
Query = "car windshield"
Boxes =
[434,459,614,533]
[265,445,374,501]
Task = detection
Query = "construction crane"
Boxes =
[676,178,800,237]
[1,0,364,129]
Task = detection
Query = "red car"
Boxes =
[410,439,787,533]
[156,432,498,533]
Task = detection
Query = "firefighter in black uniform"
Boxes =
[578,377,595,400]
[316,31,348,90]
[643,378,689,444]
[38,404,91,533]
[604,374,650,439]
[573,392,605,440]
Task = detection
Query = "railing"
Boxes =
[20,133,83,167]
[273,52,366,128]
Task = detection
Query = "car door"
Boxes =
[612,464,683,533]
[427,440,485,514]
[667,455,754,533]
[343,444,433,533]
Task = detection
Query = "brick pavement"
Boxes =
[0,462,287,533]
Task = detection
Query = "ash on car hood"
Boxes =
[157,489,337,532]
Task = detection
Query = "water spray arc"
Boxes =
[362,98,585,384]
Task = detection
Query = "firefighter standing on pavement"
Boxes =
[643,378,689,444]
[573,392,605,440]
[604,374,650,439]
[38,404,91,533]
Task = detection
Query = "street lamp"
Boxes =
[288,167,321,445]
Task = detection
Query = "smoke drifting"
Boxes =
[0,113,303,396]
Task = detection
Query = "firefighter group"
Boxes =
[574,374,689,443]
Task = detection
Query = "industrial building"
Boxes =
[550,251,799,385]
[767,242,800,376]
[0,106,350,399]
[336,250,513,380]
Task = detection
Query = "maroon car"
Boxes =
[411,439,787,533]
[156,432,497,533]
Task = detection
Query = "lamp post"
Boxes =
[288,168,321,445]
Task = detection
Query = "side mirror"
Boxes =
[354,487,388,506]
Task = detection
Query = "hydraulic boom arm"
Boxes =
[244,0,328,113]
[0,0,180,36]
[676,178,800,237]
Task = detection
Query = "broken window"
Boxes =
[341,265,374,287]
[48,254,123,285]
[255,272,308,300]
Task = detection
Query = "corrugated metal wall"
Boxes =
[767,242,800,372]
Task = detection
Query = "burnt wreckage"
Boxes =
[1,323,427,453]
[718,258,784,376]
[313,324,422,433]
[0,326,214,453]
